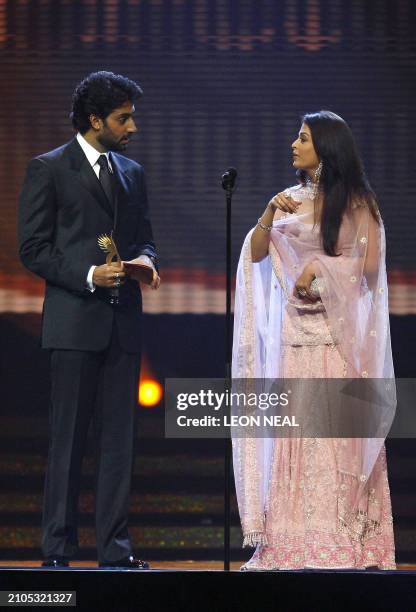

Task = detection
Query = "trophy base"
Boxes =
[109,289,120,306]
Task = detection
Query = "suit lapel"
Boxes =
[110,152,131,231]
[67,138,114,220]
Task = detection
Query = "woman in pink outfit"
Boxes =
[232,110,396,570]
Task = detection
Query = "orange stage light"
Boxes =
[139,379,163,407]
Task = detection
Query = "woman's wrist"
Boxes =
[257,218,272,232]
[255,201,276,233]
[260,205,275,222]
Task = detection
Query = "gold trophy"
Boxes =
[97,232,122,305]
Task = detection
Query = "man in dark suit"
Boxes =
[18,71,159,569]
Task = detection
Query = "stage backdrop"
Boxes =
[0,0,415,316]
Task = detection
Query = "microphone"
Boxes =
[221,167,237,190]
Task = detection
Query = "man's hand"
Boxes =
[294,262,318,301]
[124,256,161,290]
[150,269,161,290]
[92,261,126,288]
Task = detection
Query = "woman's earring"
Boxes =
[314,161,323,182]
[312,161,323,199]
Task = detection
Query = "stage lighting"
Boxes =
[139,379,163,407]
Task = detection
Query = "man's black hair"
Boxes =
[70,71,143,134]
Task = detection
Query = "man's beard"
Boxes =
[97,130,125,152]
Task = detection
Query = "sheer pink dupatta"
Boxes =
[232,228,283,546]
[232,195,396,547]
[312,203,396,537]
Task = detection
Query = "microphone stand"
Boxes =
[222,171,236,571]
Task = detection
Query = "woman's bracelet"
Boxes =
[257,217,272,232]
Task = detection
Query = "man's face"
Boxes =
[95,101,138,152]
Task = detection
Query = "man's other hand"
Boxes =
[93,262,126,288]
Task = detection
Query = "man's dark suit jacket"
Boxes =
[18,137,157,353]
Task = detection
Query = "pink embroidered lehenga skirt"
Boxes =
[242,307,396,570]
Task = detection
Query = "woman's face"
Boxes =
[291,123,320,174]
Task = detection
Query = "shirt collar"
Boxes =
[76,132,111,169]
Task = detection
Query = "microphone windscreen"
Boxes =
[221,167,238,190]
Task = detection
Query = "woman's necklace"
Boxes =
[305,177,320,201]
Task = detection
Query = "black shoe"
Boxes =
[99,555,150,569]
[41,558,69,568]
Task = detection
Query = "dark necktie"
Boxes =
[97,154,115,210]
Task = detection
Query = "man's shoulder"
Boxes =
[31,139,75,167]
[112,152,144,174]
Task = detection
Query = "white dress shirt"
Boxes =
[76,133,112,291]
[76,133,154,291]
[76,132,113,178]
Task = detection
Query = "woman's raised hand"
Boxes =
[269,191,300,214]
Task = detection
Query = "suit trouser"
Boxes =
[41,319,140,563]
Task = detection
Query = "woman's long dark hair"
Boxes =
[297,110,380,256]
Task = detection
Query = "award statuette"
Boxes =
[97,232,122,305]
